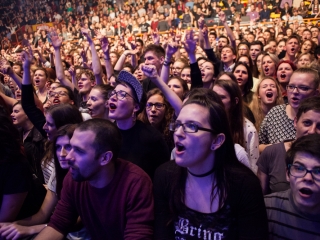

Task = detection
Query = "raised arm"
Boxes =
[48,28,75,91]
[218,12,236,49]
[98,34,114,80]
[81,28,103,85]
[114,49,139,72]
[21,50,46,137]
[160,41,179,84]
[183,30,203,89]
[141,64,182,116]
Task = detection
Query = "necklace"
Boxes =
[188,167,215,178]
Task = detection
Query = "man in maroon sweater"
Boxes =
[35,119,154,240]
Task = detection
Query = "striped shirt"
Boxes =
[264,189,320,239]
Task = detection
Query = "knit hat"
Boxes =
[118,70,143,103]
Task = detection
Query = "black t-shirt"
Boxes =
[154,161,269,239]
[139,22,150,33]
[117,120,170,179]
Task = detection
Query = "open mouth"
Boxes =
[266,92,273,98]
[78,84,83,89]
[201,73,205,78]
[280,73,286,80]
[265,67,269,74]
[35,79,40,84]
[291,48,295,52]
[109,103,117,110]
[299,188,313,196]
[176,142,186,152]
[53,99,60,104]
[237,78,243,83]
[11,117,16,122]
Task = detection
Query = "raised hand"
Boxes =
[100,36,110,54]
[151,29,160,45]
[166,41,179,57]
[141,64,159,78]
[47,28,62,49]
[198,16,205,29]
[81,27,93,44]
[21,48,34,67]
[218,11,226,23]
[68,65,76,77]
[182,30,196,54]
[0,58,13,75]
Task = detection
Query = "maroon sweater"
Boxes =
[49,159,154,239]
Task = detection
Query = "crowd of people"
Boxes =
[0,0,320,239]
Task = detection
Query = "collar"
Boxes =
[223,63,235,72]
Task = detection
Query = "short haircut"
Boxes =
[286,134,320,166]
[76,119,122,160]
[286,34,300,44]
[296,96,320,121]
[219,35,230,44]
[76,69,95,82]
[143,44,165,59]
[292,67,320,89]
[250,41,263,50]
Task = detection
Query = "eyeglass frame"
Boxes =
[287,164,320,181]
[170,121,215,134]
[146,102,166,110]
[48,91,68,98]
[108,89,136,101]
[286,84,314,92]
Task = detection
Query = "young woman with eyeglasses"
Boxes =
[154,89,268,239]
[107,70,170,178]
[139,88,175,150]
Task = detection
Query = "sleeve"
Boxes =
[21,84,46,138]
[234,144,250,169]
[190,62,203,89]
[124,174,154,240]
[232,174,269,239]
[245,121,259,174]
[256,145,273,174]
[153,163,175,240]
[48,173,78,236]
[204,48,221,78]
[259,113,270,144]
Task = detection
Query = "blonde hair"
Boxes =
[260,54,280,79]
[249,77,284,130]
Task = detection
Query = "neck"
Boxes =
[286,104,298,120]
[284,54,296,62]
[89,161,115,188]
[260,101,273,115]
[223,61,234,68]
[22,121,34,132]
[82,92,90,102]
[203,81,214,89]
[117,118,136,130]
[38,87,47,94]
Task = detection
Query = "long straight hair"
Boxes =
[170,89,243,216]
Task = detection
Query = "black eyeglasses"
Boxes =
[49,91,68,98]
[170,121,215,134]
[108,90,135,100]
[288,164,320,181]
[286,85,314,92]
[146,102,165,110]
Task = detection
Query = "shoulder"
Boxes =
[117,158,151,183]
[264,190,290,208]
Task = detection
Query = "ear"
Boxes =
[133,102,140,113]
[104,100,108,108]
[235,97,239,104]
[286,168,290,182]
[211,133,225,151]
[314,88,319,96]
[159,55,164,65]
[91,81,96,87]
[293,117,297,130]
[69,100,74,105]
[99,151,113,166]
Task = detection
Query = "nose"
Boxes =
[308,124,317,134]
[174,124,185,137]
[66,149,75,166]
[60,147,68,158]
[43,122,48,130]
